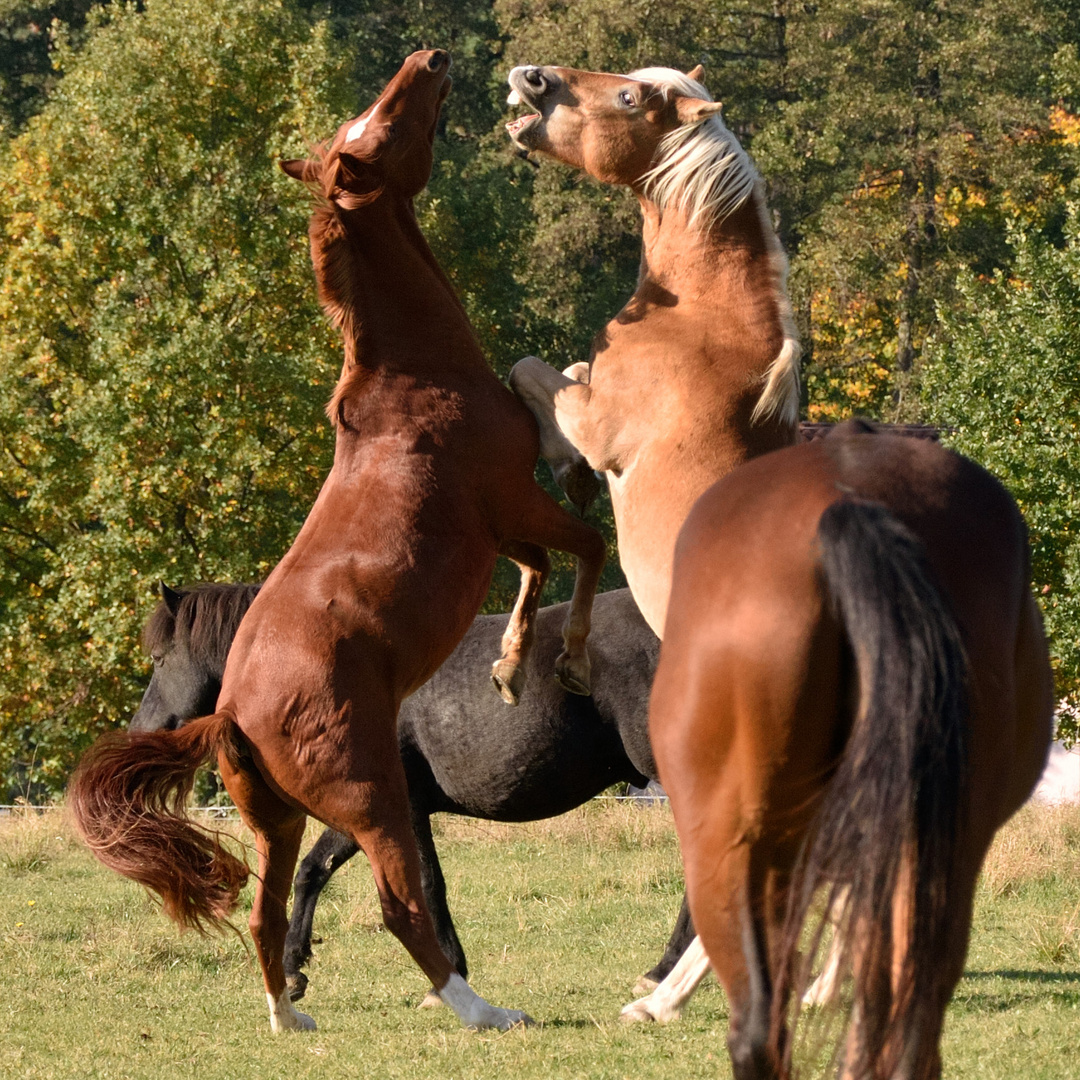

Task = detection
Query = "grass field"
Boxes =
[2,799,1080,1080]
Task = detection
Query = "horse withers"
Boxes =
[650,421,1054,1079]
[68,50,605,1035]
[130,583,696,1008]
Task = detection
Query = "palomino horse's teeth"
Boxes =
[507,89,521,106]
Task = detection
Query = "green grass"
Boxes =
[2,801,1080,1079]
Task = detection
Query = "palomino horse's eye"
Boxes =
[619,90,637,108]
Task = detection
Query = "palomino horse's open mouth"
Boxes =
[505,89,541,146]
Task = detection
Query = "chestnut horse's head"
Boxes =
[506,64,755,229]
[281,49,452,205]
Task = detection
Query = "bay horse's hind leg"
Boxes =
[492,540,550,706]
[217,750,313,1032]
[688,839,781,1080]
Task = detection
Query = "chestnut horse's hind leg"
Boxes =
[317,749,532,1031]
[492,540,550,706]
[218,751,314,1032]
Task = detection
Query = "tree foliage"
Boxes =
[924,199,1080,741]
[0,0,355,794]
[2,0,1079,793]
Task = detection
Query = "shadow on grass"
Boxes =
[955,970,1080,1014]
[963,969,1080,983]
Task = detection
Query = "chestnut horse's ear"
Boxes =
[279,158,319,182]
[159,582,183,615]
[675,97,724,126]
[334,151,384,208]
[686,64,705,83]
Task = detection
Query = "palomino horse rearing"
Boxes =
[651,421,1053,1078]
[69,51,605,1034]
[505,63,800,637]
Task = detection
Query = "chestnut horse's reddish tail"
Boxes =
[776,500,969,1078]
[67,713,250,933]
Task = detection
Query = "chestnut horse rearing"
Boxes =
[69,50,605,1034]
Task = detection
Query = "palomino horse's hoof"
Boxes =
[491,659,526,706]
[554,458,602,517]
[286,971,309,1002]
[555,653,591,697]
[418,988,444,1009]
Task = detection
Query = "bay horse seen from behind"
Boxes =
[651,421,1053,1078]
[69,50,605,1035]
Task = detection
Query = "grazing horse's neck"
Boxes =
[312,197,485,379]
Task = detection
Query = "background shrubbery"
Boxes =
[1,0,1079,797]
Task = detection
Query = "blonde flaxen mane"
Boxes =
[630,67,801,427]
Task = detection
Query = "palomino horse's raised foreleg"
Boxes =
[492,540,550,705]
[217,750,314,1032]
[508,357,604,511]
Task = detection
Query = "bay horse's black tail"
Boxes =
[67,713,250,932]
[775,500,968,1077]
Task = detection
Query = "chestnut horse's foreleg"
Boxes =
[510,489,606,697]
[492,540,550,706]
[508,356,601,513]
[219,751,313,1032]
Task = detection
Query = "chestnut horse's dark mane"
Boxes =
[144,582,260,669]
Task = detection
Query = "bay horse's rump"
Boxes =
[651,425,1053,1078]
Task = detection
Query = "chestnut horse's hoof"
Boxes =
[418,988,444,1009]
[492,659,526,706]
[555,653,591,697]
[286,971,308,1002]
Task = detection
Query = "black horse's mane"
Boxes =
[143,582,261,667]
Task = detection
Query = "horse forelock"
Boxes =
[143,583,260,671]
[630,67,758,235]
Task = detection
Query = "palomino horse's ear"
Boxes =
[279,158,319,182]
[675,97,724,126]
[685,64,705,83]
[159,582,183,615]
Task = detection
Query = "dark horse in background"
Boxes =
[131,583,693,1007]
[68,51,606,1034]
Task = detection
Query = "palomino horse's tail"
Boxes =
[776,500,968,1077]
[67,713,250,932]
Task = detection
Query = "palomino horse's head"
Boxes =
[506,64,725,187]
[281,49,452,204]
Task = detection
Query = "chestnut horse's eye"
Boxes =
[388,123,399,137]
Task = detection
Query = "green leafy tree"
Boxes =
[0,0,360,796]
[923,203,1080,742]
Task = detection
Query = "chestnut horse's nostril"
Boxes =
[427,51,447,71]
